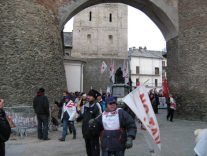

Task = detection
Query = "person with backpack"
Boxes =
[77,89,102,156]
[0,99,11,156]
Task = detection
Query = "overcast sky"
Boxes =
[64,6,166,51]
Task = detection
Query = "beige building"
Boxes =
[72,3,128,59]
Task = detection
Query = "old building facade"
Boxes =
[129,47,165,92]
[71,3,128,92]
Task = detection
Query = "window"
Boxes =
[108,35,113,40]
[155,79,158,87]
[109,13,112,22]
[136,78,140,86]
[87,34,91,39]
[162,61,165,67]
[136,66,140,74]
[89,11,92,21]
[155,67,159,75]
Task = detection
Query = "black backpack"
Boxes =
[0,110,11,142]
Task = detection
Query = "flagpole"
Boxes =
[136,120,160,156]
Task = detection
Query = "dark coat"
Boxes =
[0,109,11,142]
[81,102,101,139]
[33,94,49,116]
[95,108,137,151]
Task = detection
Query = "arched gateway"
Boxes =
[0,0,206,120]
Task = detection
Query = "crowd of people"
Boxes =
[32,88,137,156]
[148,88,176,122]
[0,87,177,156]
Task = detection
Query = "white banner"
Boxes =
[194,129,207,156]
[109,60,115,83]
[122,60,129,84]
[123,86,161,150]
[101,61,107,74]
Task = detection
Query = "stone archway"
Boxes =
[58,0,178,41]
[0,0,207,120]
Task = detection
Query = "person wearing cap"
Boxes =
[97,92,107,112]
[89,96,137,156]
[33,88,50,140]
[58,91,70,120]
[78,89,102,156]
[59,96,77,141]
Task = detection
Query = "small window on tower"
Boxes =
[109,13,112,22]
[89,11,92,21]
[87,34,91,39]
[108,35,113,40]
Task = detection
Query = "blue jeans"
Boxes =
[62,119,76,139]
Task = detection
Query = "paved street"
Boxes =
[6,109,206,156]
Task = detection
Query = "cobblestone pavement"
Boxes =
[6,109,207,156]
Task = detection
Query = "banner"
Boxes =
[122,60,129,84]
[194,129,207,156]
[123,86,161,150]
[109,60,115,83]
[101,61,107,74]
[163,79,169,98]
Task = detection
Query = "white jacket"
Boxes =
[61,100,76,121]
[194,128,207,156]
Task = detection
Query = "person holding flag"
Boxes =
[59,96,77,141]
[89,96,137,156]
[123,85,161,155]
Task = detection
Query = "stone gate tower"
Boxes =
[71,3,128,92]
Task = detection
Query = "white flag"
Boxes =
[194,129,207,156]
[101,61,107,74]
[109,61,115,83]
[122,60,129,84]
[123,86,161,150]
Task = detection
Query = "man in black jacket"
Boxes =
[89,97,137,156]
[33,88,50,140]
[79,89,101,156]
[0,99,11,156]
